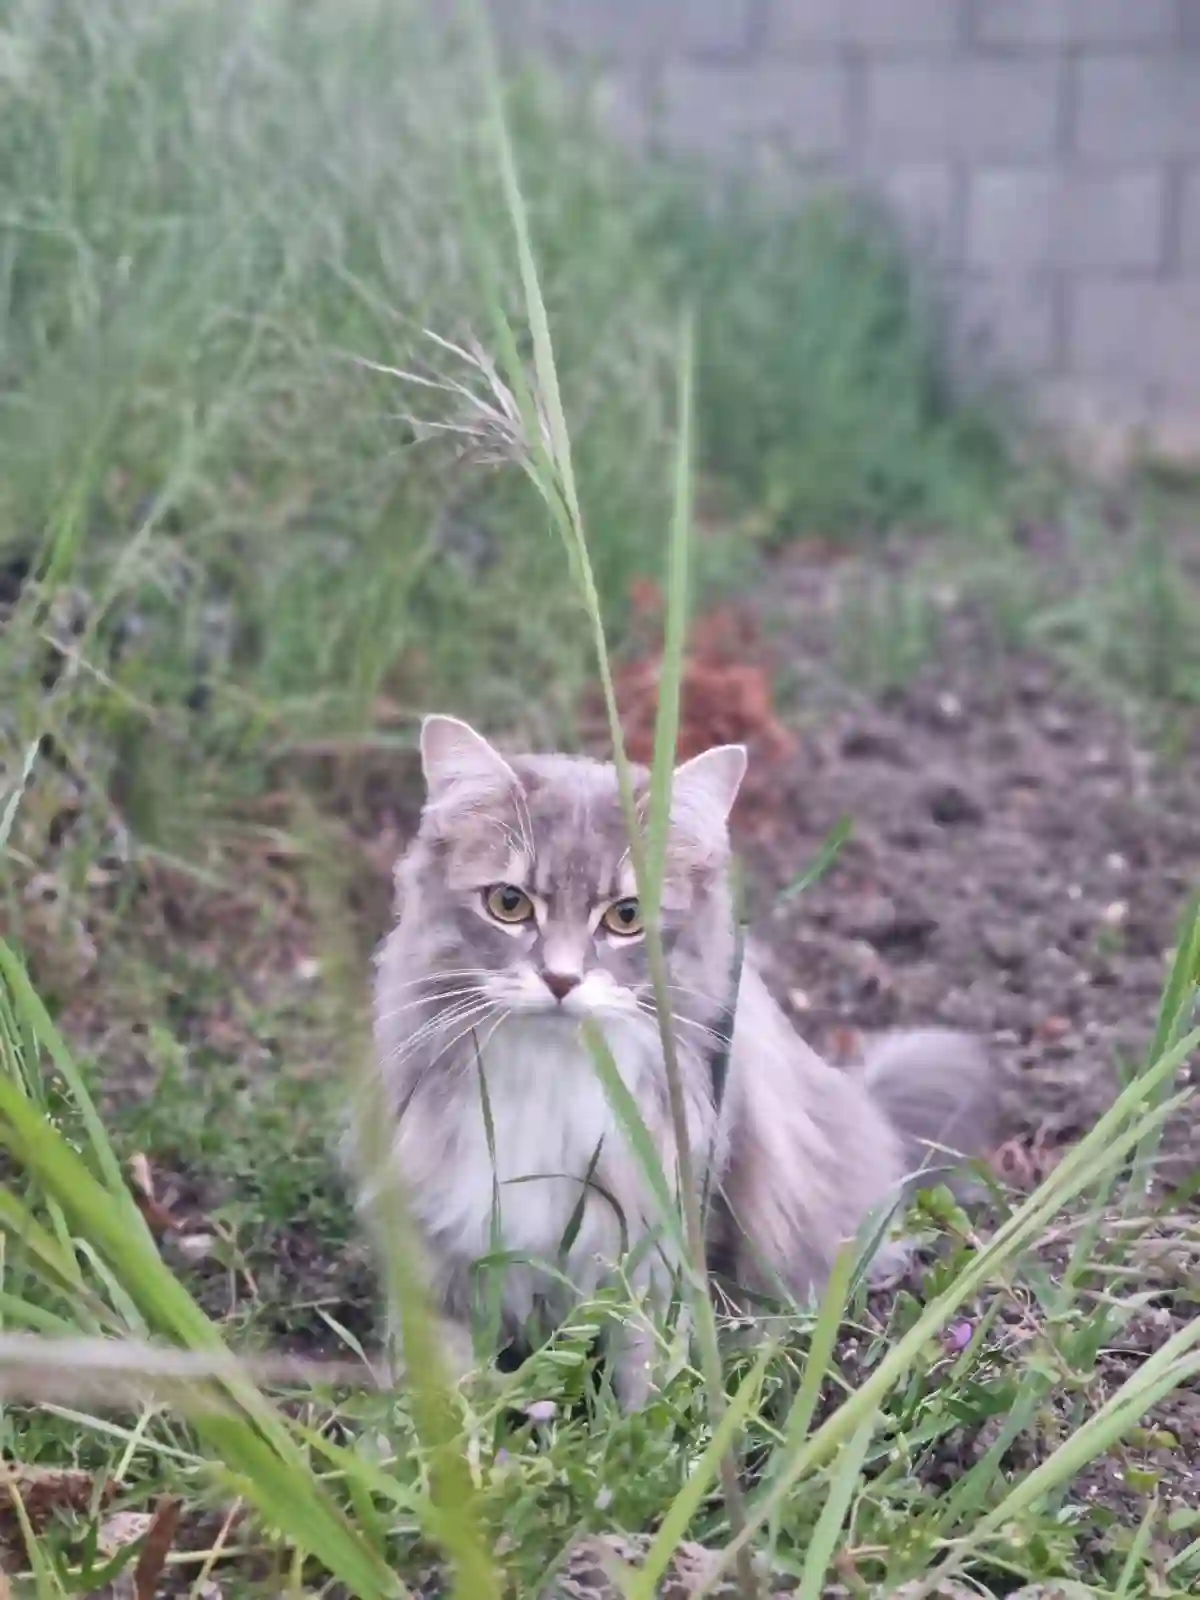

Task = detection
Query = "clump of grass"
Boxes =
[833,562,943,695]
[1029,503,1200,713]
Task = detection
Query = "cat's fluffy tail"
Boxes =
[861,1028,998,1197]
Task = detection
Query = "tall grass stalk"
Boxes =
[300,802,504,1599]
[470,15,758,1589]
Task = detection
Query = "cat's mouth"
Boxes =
[483,971,638,1023]
[512,996,589,1021]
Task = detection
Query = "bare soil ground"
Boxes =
[745,553,1197,1173]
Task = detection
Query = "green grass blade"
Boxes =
[629,1338,776,1600]
[1127,894,1198,1200]
[778,817,853,904]
[583,1022,688,1269]
[775,1243,856,1460]
[557,1136,608,1268]
[300,806,503,1600]
[0,1187,117,1330]
[643,308,695,922]
[476,22,582,537]
[471,40,755,1571]
[0,942,136,1206]
[1115,1498,1159,1600]
[945,1345,1200,1582]
[797,1409,876,1600]
[0,737,41,853]
[0,1027,402,1594]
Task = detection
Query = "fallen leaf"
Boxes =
[0,1463,121,1531]
[991,1137,1038,1189]
[98,1510,154,1557]
[127,1153,180,1237]
[991,1132,1069,1190]
[1035,1015,1072,1043]
[134,1495,182,1600]
[175,1232,218,1264]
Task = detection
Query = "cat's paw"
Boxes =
[609,1323,657,1413]
[611,1351,654,1414]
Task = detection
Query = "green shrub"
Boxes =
[646,176,1006,538]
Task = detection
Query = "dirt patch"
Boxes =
[714,549,1199,1177]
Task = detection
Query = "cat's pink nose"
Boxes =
[542,970,580,1002]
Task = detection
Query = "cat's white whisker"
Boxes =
[633,1002,722,1053]
[375,986,485,1024]
[383,999,495,1068]
[392,1006,505,1126]
[417,1004,504,1084]
[664,1011,730,1044]
[385,1017,497,1103]
[384,995,486,1043]
[380,968,493,991]
[665,980,733,1006]
[466,1009,509,1068]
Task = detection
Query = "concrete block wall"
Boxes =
[511,0,1200,460]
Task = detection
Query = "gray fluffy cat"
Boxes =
[360,715,995,1407]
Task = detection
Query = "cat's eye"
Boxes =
[601,897,643,937]
[484,883,534,924]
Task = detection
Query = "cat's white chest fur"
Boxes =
[408,1016,657,1304]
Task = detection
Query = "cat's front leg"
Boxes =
[378,1300,476,1390]
[608,1289,696,1412]
[604,1232,695,1412]
[609,1313,657,1412]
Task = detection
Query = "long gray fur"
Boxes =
[353,715,997,1406]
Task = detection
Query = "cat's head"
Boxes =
[393,715,745,1025]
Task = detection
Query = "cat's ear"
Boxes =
[419,715,518,806]
[672,744,747,824]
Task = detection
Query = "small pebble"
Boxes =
[176,1233,217,1264]
[935,690,963,722]
[926,781,983,826]
[983,929,1025,971]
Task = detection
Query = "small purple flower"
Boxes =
[493,1448,511,1467]
[943,1320,974,1354]
[524,1399,558,1424]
